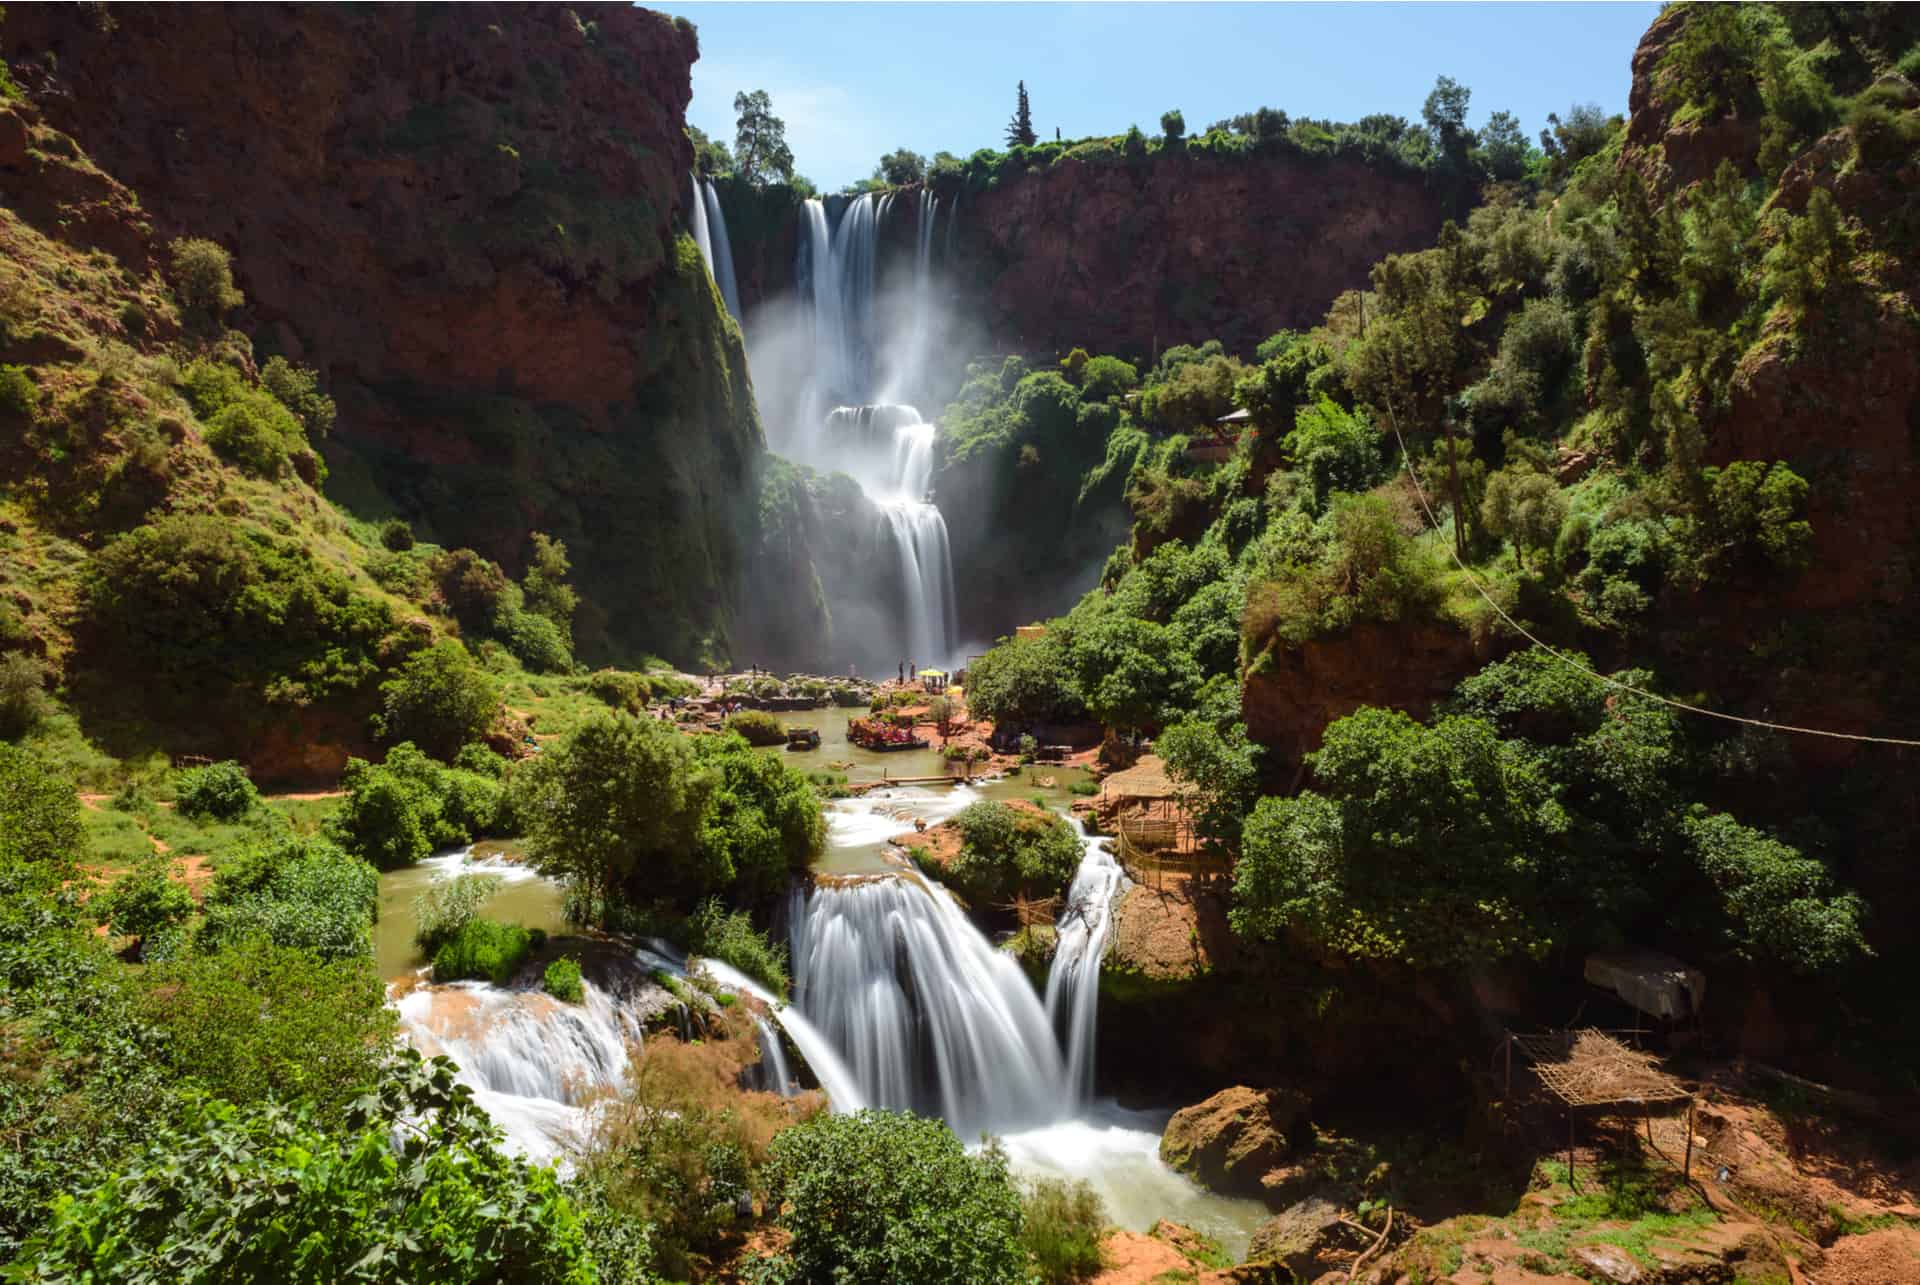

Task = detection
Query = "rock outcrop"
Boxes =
[3,4,764,663]
[1159,1085,1312,1197]
[955,150,1450,359]
[1244,1197,1349,1279]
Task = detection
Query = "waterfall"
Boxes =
[1044,828,1126,1102]
[701,179,741,321]
[688,172,741,321]
[396,977,647,1163]
[783,192,958,669]
[791,872,1068,1137]
[694,956,867,1112]
[749,1014,796,1098]
[782,814,1126,1137]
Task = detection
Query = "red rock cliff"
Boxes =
[4,4,764,662]
[956,149,1451,357]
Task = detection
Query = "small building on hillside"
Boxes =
[1186,408,1254,464]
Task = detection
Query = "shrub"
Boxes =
[454,741,509,778]
[168,237,243,318]
[948,800,1084,903]
[432,916,535,984]
[761,1110,1025,1284]
[965,631,1085,727]
[328,743,502,869]
[198,835,381,961]
[93,862,196,954]
[1060,347,1090,382]
[141,934,396,1119]
[259,355,336,439]
[378,641,499,760]
[497,604,573,673]
[1160,109,1186,140]
[204,399,291,476]
[413,872,500,955]
[0,364,34,417]
[688,897,790,997]
[1079,355,1138,402]
[0,652,50,738]
[1023,1177,1108,1283]
[726,708,786,746]
[0,743,85,870]
[174,759,257,821]
[586,668,647,711]
[544,956,585,1003]
[10,1050,597,1284]
[379,517,417,552]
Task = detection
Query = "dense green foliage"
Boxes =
[412,871,500,955]
[93,860,195,953]
[327,742,504,870]
[377,642,500,760]
[544,955,585,1003]
[687,897,791,998]
[0,745,85,869]
[198,835,382,960]
[173,759,258,822]
[725,708,786,746]
[945,800,1085,904]
[432,917,537,985]
[514,715,822,914]
[759,1111,1026,1284]
[1233,649,1868,976]
[11,1052,597,1284]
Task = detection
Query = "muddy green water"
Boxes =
[374,847,569,981]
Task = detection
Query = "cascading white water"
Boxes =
[701,178,742,321]
[1044,828,1126,1102]
[396,977,647,1163]
[695,956,866,1112]
[790,871,1068,1138]
[688,172,741,321]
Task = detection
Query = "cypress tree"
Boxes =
[1005,81,1036,148]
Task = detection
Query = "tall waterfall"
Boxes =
[688,172,741,321]
[785,193,957,669]
[785,815,1124,1138]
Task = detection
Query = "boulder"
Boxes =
[1245,1196,1346,1278]
[1160,1085,1311,1196]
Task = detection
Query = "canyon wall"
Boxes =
[4,3,762,663]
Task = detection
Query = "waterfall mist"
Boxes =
[740,190,986,674]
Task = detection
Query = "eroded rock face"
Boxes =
[1159,1085,1312,1197]
[957,151,1451,358]
[3,5,765,662]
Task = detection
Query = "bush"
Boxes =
[259,355,336,439]
[0,652,50,738]
[0,364,34,417]
[205,399,292,476]
[964,631,1085,727]
[10,1050,597,1284]
[1079,355,1138,402]
[726,708,786,746]
[761,1110,1025,1284]
[328,743,502,869]
[0,743,85,870]
[93,862,196,953]
[413,872,501,955]
[198,835,381,961]
[174,759,258,822]
[141,934,396,1120]
[378,641,500,760]
[379,517,417,552]
[433,917,535,984]
[1023,1177,1109,1283]
[168,237,243,318]
[544,956,585,1003]
[688,897,790,998]
[1160,109,1186,140]
[948,800,1084,903]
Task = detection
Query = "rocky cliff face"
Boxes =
[955,150,1450,358]
[4,3,762,663]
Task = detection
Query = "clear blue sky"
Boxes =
[656,2,1660,191]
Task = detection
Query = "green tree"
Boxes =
[1475,109,1529,181]
[1079,355,1138,402]
[688,123,735,176]
[168,236,243,320]
[948,800,1085,904]
[1683,811,1866,974]
[875,147,927,185]
[260,356,337,439]
[1006,80,1037,148]
[762,1110,1026,1285]
[734,89,796,185]
[1421,75,1475,167]
[1232,708,1560,968]
[1160,109,1186,141]
[12,1051,598,1284]
[378,641,499,760]
[1480,467,1569,573]
[522,531,579,655]
[0,653,49,738]
[94,861,196,955]
[1065,613,1198,737]
[1157,717,1262,859]
[964,631,1085,727]
[174,759,258,822]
